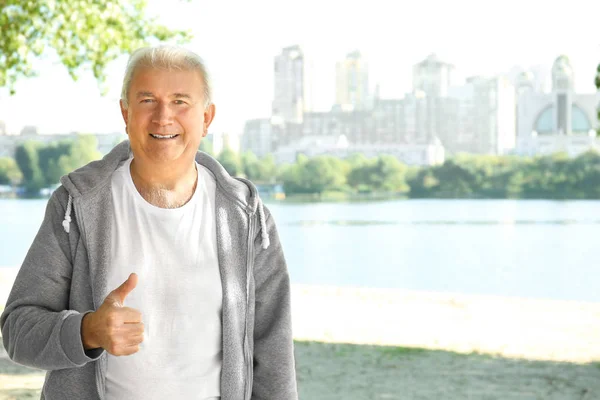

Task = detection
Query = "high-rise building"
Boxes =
[241,119,273,158]
[412,54,455,142]
[448,76,516,155]
[335,50,370,111]
[272,45,307,124]
[516,55,600,156]
[412,53,454,97]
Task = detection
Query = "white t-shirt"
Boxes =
[105,157,222,400]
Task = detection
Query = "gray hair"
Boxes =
[120,45,212,109]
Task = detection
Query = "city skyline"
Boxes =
[0,0,598,136]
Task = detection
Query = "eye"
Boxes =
[140,99,155,104]
[174,100,187,105]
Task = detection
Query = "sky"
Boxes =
[1,0,599,135]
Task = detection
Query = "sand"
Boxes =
[0,267,599,398]
[291,284,600,363]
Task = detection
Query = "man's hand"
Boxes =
[81,273,144,356]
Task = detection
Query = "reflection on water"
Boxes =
[2,198,600,302]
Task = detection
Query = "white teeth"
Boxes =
[150,134,177,139]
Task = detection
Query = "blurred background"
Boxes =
[1,0,600,398]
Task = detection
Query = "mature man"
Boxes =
[1,45,298,399]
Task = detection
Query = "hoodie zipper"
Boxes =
[244,211,255,400]
[73,199,105,400]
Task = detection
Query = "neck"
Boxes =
[130,157,198,209]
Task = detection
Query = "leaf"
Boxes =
[0,0,192,93]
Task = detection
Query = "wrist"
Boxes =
[81,312,99,350]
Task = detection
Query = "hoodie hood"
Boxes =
[59,140,270,248]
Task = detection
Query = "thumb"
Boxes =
[107,273,138,306]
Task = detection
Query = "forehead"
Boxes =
[130,67,204,97]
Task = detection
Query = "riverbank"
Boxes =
[1,268,599,363]
[0,267,599,398]
[291,284,600,363]
[0,341,599,400]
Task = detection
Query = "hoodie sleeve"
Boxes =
[0,188,103,370]
[251,206,298,399]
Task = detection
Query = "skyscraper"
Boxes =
[412,54,455,143]
[335,50,369,111]
[272,45,306,124]
[412,53,453,98]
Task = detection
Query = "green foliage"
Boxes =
[199,139,213,156]
[0,0,191,93]
[281,156,348,195]
[13,135,102,193]
[12,139,600,199]
[407,150,600,199]
[38,140,72,185]
[596,63,600,128]
[0,157,22,185]
[348,155,409,193]
[14,141,44,192]
[217,148,242,176]
[241,151,276,183]
[57,135,102,173]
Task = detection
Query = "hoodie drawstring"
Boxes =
[257,199,270,250]
[62,195,73,234]
[62,191,270,249]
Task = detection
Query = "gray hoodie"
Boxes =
[0,141,298,400]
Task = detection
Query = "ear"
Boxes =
[120,100,129,133]
[203,103,216,137]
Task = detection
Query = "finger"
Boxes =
[120,307,142,323]
[120,344,140,356]
[121,323,144,336]
[128,333,144,345]
[107,273,138,306]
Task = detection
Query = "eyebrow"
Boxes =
[172,93,192,99]
[136,91,154,98]
[135,91,192,99]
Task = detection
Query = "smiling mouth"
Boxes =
[149,134,179,139]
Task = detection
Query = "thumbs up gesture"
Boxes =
[81,273,144,356]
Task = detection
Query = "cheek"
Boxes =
[178,110,205,130]
[129,112,151,128]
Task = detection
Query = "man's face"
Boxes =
[120,67,215,166]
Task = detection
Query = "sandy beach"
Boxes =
[291,284,600,363]
[0,267,599,398]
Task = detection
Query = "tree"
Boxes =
[596,63,600,134]
[14,141,44,192]
[241,151,260,180]
[348,155,409,193]
[199,139,213,156]
[58,135,102,173]
[38,140,72,185]
[0,157,22,185]
[372,155,409,192]
[218,148,242,176]
[1,1,191,93]
[259,154,277,183]
[240,151,277,183]
[408,169,439,198]
[14,136,101,192]
[281,156,347,195]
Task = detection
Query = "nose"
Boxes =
[151,102,173,126]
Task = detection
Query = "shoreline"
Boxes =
[0,267,598,363]
[291,284,600,363]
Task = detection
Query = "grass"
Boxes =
[294,341,600,399]
[0,388,41,400]
[0,341,599,399]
